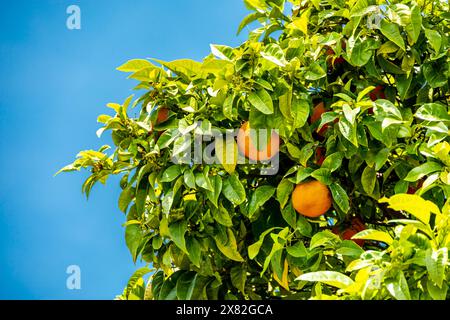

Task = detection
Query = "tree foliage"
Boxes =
[59,0,450,300]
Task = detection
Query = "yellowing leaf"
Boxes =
[215,138,238,174]
[339,267,370,295]
[273,259,290,291]
[183,194,197,201]
[288,10,309,35]
[352,229,394,245]
[215,228,244,262]
[380,194,441,224]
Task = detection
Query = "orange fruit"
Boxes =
[341,228,365,247]
[325,47,345,67]
[369,85,386,101]
[236,121,280,161]
[292,180,332,218]
[156,107,169,124]
[332,217,366,246]
[310,102,326,124]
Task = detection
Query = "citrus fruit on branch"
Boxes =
[292,180,332,218]
[237,121,280,161]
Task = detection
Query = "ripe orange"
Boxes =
[341,229,365,246]
[369,85,386,101]
[325,47,345,67]
[310,102,326,124]
[236,121,280,161]
[291,180,332,218]
[332,217,366,246]
[156,107,169,124]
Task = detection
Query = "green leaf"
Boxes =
[158,270,183,300]
[286,241,307,258]
[237,12,264,35]
[261,231,286,276]
[423,62,448,88]
[279,90,292,120]
[212,204,233,227]
[153,58,203,79]
[124,267,152,299]
[404,162,442,182]
[425,29,442,53]
[255,78,273,91]
[281,202,297,229]
[222,174,246,206]
[195,172,213,191]
[248,227,281,259]
[296,271,354,289]
[248,185,276,216]
[311,168,332,185]
[223,94,235,120]
[210,44,234,60]
[162,190,174,215]
[277,179,294,209]
[426,248,448,288]
[304,62,326,80]
[361,165,377,195]
[244,0,268,11]
[375,99,402,119]
[386,271,411,300]
[291,97,310,129]
[427,279,448,300]
[352,229,393,245]
[380,19,405,51]
[350,41,373,67]
[310,230,339,249]
[117,59,153,72]
[260,43,287,67]
[169,220,188,254]
[206,175,223,208]
[322,152,343,172]
[119,187,134,213]
[151,271,165,299]
[405,4,421,45]
[329,182,350,213]
[125,224,142,262]
[161,165,181,182]
[374,148,390,171]
[286,143,301,159]
[230,265,247,294]
[396,74,413,101]
[415,103,450,122]
[183,170,196,189]
[298,143,314,167]
[135,186,147,216]
[176,271,197,300]
[214,227,244,262]
[338,118,358,146]
[248,89,274,114]
[186,237,202,267]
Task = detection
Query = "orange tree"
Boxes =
[58,0,450,300]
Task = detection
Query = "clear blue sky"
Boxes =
[0,0,248,299]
